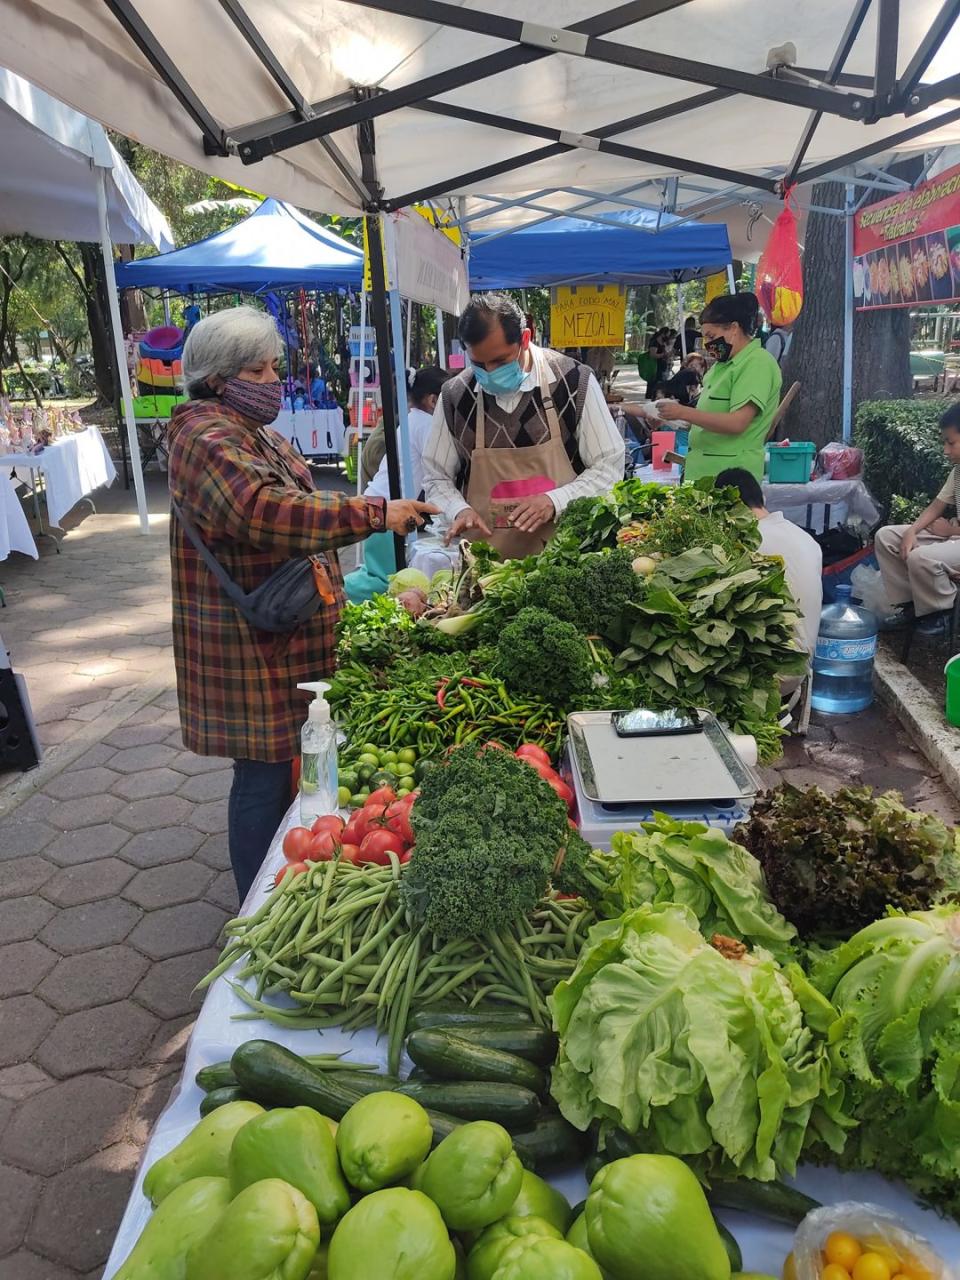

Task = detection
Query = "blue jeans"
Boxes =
[228,758,294,903]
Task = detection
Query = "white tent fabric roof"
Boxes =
[0,68,173,249]
[0,0,957,225]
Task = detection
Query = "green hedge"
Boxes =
[854,398,952,523]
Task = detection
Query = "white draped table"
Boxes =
[0,425,117,531]
[0,472,39,561]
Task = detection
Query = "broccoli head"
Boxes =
[495,607,595,708]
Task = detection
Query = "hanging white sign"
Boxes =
[390,209,467,316]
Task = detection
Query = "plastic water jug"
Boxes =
[811,584,878,714]
[945,655,960,727]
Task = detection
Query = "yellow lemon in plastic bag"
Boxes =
[782,1253,797,1280]
[823,1266,853,1280]
[825,1234,862,1271]
[853,1254,892,1280]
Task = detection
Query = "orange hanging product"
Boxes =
[756,188,804,327]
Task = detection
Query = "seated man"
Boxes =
[875,403,960,635]
[715,468,823,667]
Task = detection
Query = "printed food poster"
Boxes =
[853,162,960,310]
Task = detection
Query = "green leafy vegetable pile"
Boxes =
[736,784,960,939]
[403,743,571,937]
[809,907,960,1217]
[496,607,597,709]
[521,548,642,638]
[549,902,850,1182]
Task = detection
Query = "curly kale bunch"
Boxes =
[495,607,595,708]
[522,549,641,639]
[404,744,570,937]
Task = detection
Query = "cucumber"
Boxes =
[198,1085,248,1116]
[408,1007,535,1033]
[511,1112,586,1172]
[324,1071,401,1096]
[406,1029,546,1095]
[446,1025,558,1066]
[231,1040,365,1119]
[705,1179,820,1226]
[398,1080,540,1127]
[715,1219,743,1273]
[195,1063,238,1092]
[602,1128,642,1161]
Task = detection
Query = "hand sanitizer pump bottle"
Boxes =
[297,681,338,823]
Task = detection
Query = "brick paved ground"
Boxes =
[0,466,957,1278]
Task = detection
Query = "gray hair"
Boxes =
[181,305,282,399]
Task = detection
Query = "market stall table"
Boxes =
[0,425,117,533]
[0,471,39,562]
[103,801,960,1280]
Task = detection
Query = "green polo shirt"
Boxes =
[683,339,782,483]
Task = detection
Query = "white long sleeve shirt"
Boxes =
[364,406,434,500]
[422,345,625,522]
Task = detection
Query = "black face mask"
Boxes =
[705,336,733,363]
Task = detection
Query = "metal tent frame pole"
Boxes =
[96,165,149,536]
[842,183,856,443]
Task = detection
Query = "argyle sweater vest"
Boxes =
[440,347,591,492]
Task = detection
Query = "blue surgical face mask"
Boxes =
[472,357,526,394]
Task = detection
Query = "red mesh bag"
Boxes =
[756,190,804,327]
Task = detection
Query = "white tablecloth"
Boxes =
[0,426,117,529]
[271,408,345,459]
[0,473,38,561]
[103,798,960,1278]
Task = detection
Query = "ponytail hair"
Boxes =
[700,291,761,337]
[408,365,450,406]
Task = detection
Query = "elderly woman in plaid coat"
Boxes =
[168,307,436,900]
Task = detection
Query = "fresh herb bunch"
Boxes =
[496,607,596,708]
[737,784,960,939]
[336,595,415,666]
[522,549,642,639]
[404,744,571,936]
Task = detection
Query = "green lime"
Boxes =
[397,748,417,765]
[355,787,370,801]
[349,794,366,809]
[337,786,353,807]
[393,762,414,778]
[357,753,379,767]
[300,780,318,794]
[371,769,397,788]
[397,784,413,797]
[356,765,375,784]
[361,743,381,757]
[380,750,398,764]
[339,770,359,792]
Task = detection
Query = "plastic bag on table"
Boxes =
[850,562,894,617]
[818,441,863,480]
[792,1202,949,1280]
[756,191,804,327]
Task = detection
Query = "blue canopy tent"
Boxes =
[468,211,732,289]
[115,197,363,294]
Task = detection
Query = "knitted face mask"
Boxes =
[220,377,282,424]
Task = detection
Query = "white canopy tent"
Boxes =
[0,68,173,534]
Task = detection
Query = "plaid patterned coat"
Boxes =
[167,400,386,763]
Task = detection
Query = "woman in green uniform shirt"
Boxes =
[658,292,781,482]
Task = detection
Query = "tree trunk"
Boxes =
[117,244,148,334]
[781,159,921,445]
[78,243,119,407]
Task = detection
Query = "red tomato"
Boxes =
[546,775,575,809]
[399,849,413,864]
[341,815,366,846]
[338,843,363,863]
[515,743,552,767]
[358,828,407,865]
[311,814,345,838]
[282,826,315,862]
[366,786,397,807]
[382,801,415,846]
[308,830,340,861]
[398,791,419,812]
[275,859,308,886]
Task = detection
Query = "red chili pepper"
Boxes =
[460,678,486,688]
[436,678,450,709]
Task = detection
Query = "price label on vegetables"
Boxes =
[853,161,960,310]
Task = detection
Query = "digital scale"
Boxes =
[562,710,759,850]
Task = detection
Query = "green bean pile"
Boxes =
[201,856,598,1074]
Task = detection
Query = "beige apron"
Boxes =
[465,354,578,558]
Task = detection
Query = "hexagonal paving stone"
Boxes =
[0,895,55,943]
[123,861,214,910]
[114,794,193,834]
[0,1250,80,1280]
[27,1141,140,1272]
[108,743,179,774]
[0,997,58,1068]
[169,750,232,776]
[144,1014,196,1065]
[38,945,150,1013]
[206,868,239,910]
[111,768,185,801]
[39,900,141,955]
[0,941,59,998]
[0,1063,54,1102]
[176,768,232,803]
[0,821,56,861]
[0,1162,40,1256]
[190,800,228,834]
[0,1075,134,1175]
[42,767,122,802]
[68,743,117,770]
[40,858,135,908]
[133,947,220,1019]
[129,901,229,960]
[0,856,56,900]
[35,1000,159,1078]
[45,792,124,831]
[116,826,204,868]
[103,721,171,749]
[195,833,230,871]
[44,824,131,868]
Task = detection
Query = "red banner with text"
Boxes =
[852,163,960,310]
